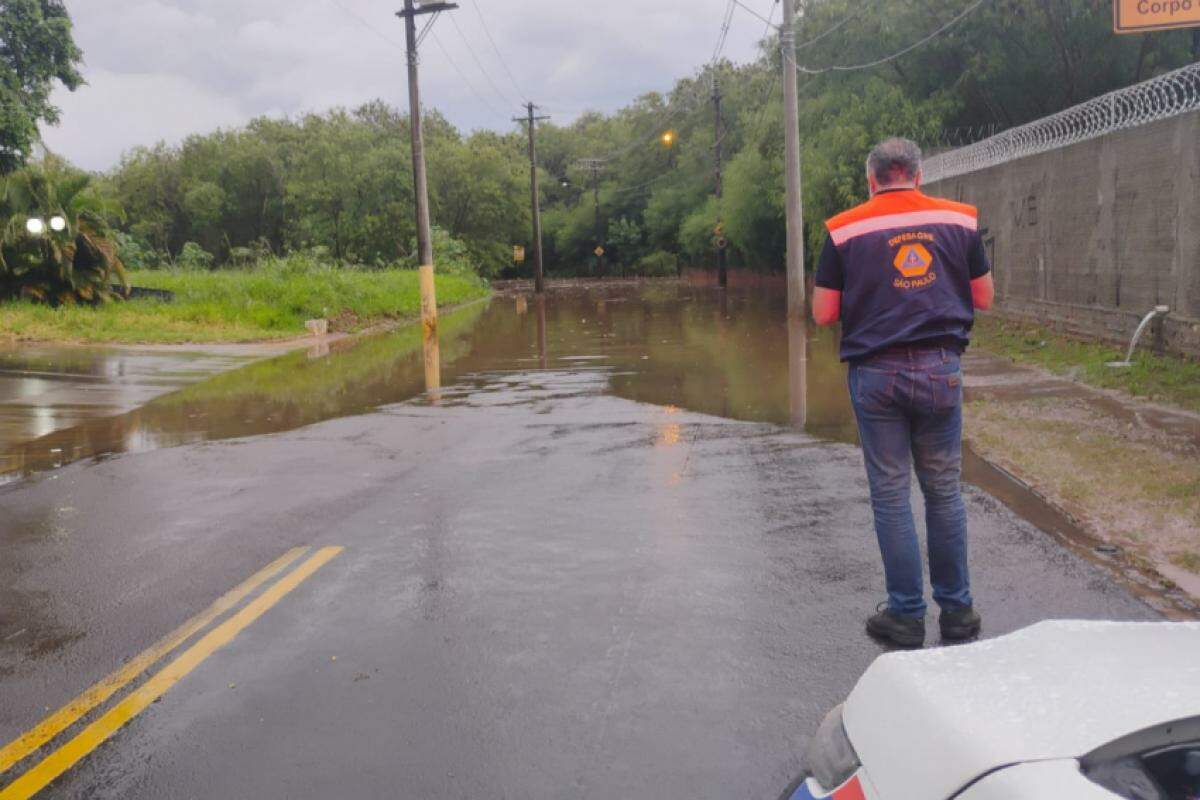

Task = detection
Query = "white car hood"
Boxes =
[955,760,1118,800]
[843,620,1200,800]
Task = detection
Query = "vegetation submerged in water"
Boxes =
[0,254,488,344]
[973,316,1200,414]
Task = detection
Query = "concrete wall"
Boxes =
[926,110,1200,357]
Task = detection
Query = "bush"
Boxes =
[228,237,275,269]
[175,242,215,271]
[407,226,480,277]
[114,232,164,271]
[638,250,678,277]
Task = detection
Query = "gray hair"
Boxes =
[866,138,923,186]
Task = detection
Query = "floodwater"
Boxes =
[0,346,258,476]
[0,284,854,483]
[0,282,1193,617]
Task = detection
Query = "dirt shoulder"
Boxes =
[963,349,1200,609]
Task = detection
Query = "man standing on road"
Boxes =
[812,138,995,649]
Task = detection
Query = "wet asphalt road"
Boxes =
[0,286,1159,799]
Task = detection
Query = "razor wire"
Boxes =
[923,62,1200,183]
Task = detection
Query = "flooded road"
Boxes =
[0,347,258,477]
[0,285,858,483]
[3,284,1190,614]
[0,283,1167,799]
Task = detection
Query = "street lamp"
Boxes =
[49,215,66,232]
[26,217,45,235]
[661,130,676,147]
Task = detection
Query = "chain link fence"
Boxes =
[923,62,1200,184]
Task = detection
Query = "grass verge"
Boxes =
[0,265,489,344]
[965,397,1200,582]
[973,315,1200,414]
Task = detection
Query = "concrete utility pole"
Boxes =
[780,0,806,318]
[397,0,458,337]
[713,76,728,289]
[576,159,606,277]
[515,103,551,294]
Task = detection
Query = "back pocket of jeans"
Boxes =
[929,371,962,413]
[852,367,897,413]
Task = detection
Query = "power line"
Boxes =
[731,0,774,29]
[326,0,404,48]
[427,28,512,121]
[793,0,990,74]
[610,168,692,195]
[751,0,779,133]
[324,0,511,123]
[445,12,522,109]
[759,0,777,42]
[467,0,529,103]
[597,0,739,163]
[712,0,738,65]
[794,4,867,50]
[752,0,861,133]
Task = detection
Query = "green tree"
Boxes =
[608,216,645,269]
[96,1,1198,280]
[0,0,83,173]
[0,158,127,303]
[723,148,783,270]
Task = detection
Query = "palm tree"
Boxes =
[0,157,128,304]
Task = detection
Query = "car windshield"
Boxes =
[1085,738,1200,800]
[1142,744,1200,800]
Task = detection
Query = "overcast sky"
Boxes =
[38,0,773,172]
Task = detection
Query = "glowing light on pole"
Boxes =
[26,218,45,235]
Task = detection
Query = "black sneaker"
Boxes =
[939,605,982,641]
[866,603,925,648]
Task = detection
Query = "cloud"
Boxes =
[41,0,771,171]
[39,70,247,168]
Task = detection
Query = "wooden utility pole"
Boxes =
[780,0,806,318]
[576,159,606,277]
[515,103,550,294]
[713,76,728,289]
[397,0,457,336]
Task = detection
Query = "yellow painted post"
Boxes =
[423,325,441,400]
[419,264,438,337]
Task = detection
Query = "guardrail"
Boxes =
[923,62,1200,183]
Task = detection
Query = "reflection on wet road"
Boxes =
[0,347,257,476]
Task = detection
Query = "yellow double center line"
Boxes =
[0,545,343,799]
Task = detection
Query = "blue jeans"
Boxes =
[848,346,972,618]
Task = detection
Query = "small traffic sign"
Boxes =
[594,246,605,257]
[714,237,728,250]
[513,245,526,264]
[1114,0,1200,32]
